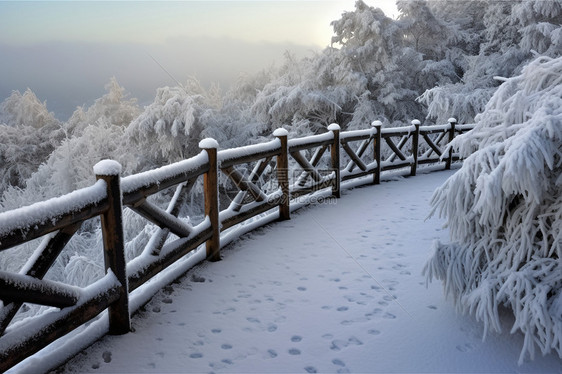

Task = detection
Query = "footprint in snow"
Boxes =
[348,336,363,345]
[332,358,346,367]
[331,340,346,351]
[330,336,362,351]
[190,274,206,283]
[383,312,396,319]
[163,285,174,295]
[291,335,302,342]
[102,351,112,363]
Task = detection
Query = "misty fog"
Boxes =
[0,37,319,120]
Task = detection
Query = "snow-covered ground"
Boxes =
[41,170,562,373]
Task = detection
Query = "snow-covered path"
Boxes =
[56,171,561,373]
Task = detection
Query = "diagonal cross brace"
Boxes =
[291,150,323,183]
[228,157,273,212]
[222,166,268,204]
[0,222,81,336]
[341,141,368,171]
[296,145,328,187]
[385,135,408,162]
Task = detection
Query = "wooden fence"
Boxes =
[0,118,473,371]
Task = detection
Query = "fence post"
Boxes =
[200,139,221,262]
[446,117,457,170]
[372,121,382,185]
[410,119,421,177]
[274,129,290,220]
[328,124,341,198]
[94,160,130,335]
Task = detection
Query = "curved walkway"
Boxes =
[52,171,560,373]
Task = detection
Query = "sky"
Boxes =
[0,1,399,120]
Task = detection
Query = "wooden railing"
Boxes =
[0,118,472,371]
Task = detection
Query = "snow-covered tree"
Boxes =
[65,77,140,137]
[0,88,60,129]
[125,78,216,170]
[0,79,139,209]
[420,0,562,124]
[424,55,562,363]
[0,89,63,192]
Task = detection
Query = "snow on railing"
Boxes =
[0,118,473,372]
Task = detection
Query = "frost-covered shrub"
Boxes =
[424,55,562,363]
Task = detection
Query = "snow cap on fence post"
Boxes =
[198,138,219,149]
[273,128,289,137]
[93,159,122,176]
[411,119,421,126]
[448,117,457,125]
[327,123,340,132]
[371,120,382,135]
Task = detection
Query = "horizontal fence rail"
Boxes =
[0,118,473,372]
